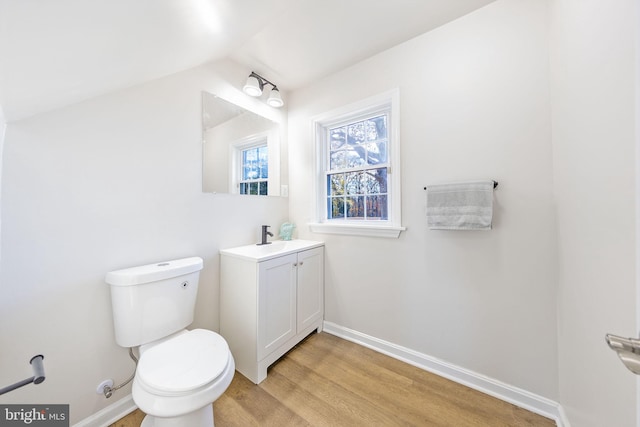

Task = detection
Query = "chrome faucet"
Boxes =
[257,225,273,246]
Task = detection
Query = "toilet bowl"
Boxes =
[106,257,234,427]
[133,329,235,427]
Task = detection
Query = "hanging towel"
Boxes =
[426,181,494,230]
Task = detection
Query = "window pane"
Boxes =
[366,195,388,220]
[242,149,250,179]
[242,145,268,181]
[364,168,388,194]
[327,173,345,196]
[330,127,346,150]
[348,120,371,145]
[259,181,268,195]
[368,115,387,140]
[344,171,364,195]
[330,150,346,170]
[249,182,258,195]
[346,196,365,219]
[345,146,366,168]
[366,141,387,165]
[243,148,257,180]
[258,146,268,179]
[240,183,248,194]
[328,197,344,219]
[244,148,256,162]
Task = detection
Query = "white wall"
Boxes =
[0,60,288,424]
[0,105,5,267]
[549,0,638,426]
[289,0,558,400]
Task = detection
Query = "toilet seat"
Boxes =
[136,329,230,397]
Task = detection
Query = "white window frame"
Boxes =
[310,89,405,238]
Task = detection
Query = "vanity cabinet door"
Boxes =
[296,247,324,333]
[257,253,297,360]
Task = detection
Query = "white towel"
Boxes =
[426,181,494,230]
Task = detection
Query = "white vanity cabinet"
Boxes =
[220,240,324,384]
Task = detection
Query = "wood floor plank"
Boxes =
[286,344,433,424]
[111,332,555,427]
[215,372,308,426]
[289,334,483,426]
[263,354,403,426]
[300,333,542,426]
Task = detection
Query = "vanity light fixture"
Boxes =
[242,71,284,108]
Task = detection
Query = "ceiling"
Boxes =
[0,0,495,122]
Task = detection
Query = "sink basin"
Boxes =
[220,239,324,262]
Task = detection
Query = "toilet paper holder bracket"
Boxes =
[606,333,640,374]
[0,355,45,396]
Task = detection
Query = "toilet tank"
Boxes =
[106,257,204,347]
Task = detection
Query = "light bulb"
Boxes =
[267,88,284,108]
[243,76,262,97]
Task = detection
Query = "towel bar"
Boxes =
[423,180,498,191]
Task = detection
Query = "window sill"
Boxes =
[308,222,406,238]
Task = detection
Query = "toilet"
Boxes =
[106,257,234,427]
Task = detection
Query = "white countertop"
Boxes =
[219,239,324,262]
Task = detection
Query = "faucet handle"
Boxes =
[257,225,273,246]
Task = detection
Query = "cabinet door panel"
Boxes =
[296,247,324,332]
[258,253,297,360]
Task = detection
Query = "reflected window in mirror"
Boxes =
[238,140,268,195]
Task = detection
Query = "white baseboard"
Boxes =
[323,321,567,427]
[72,394,137,427]
[557,405,572,427]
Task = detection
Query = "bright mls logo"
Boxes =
[0,405,69,426]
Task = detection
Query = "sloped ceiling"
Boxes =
[0,0,495,122]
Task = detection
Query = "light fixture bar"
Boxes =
[243,71,284,107]
[249,72,277,90]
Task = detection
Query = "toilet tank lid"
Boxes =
[106,257,203,286]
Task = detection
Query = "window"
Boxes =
[327,114,389,220]
[231,132,273,196]
[239,145,268,195]
[311,90,404,238]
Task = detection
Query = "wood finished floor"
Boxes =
[109,332,555,427]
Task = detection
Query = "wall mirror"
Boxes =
[202,91,280,195]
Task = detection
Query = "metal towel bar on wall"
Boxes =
[423,180,499,191]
